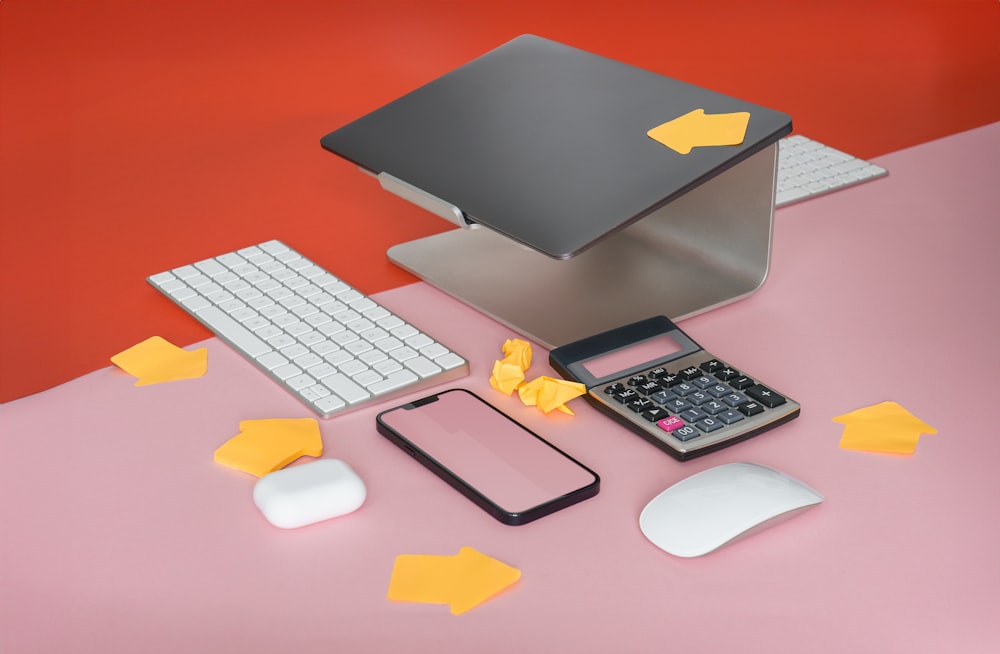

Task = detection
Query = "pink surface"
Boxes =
[3,123,999,653]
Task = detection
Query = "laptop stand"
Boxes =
[383,142,778,349]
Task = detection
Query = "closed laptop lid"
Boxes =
[321,35,791,259]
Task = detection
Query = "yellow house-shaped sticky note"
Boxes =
[387,547,521,615]
[111,335,208,385]
[214,418,324,477]
[832,401,937,455]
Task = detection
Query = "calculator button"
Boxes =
[649,367,669,379]
[707,384,731,397]
[714,366,740,382]
[637,381,661,395]
[672,382,697,396]
[745,384,787,408]
[730,375,755,390]
[738,400,766,417]
[615,388,639,404]
[627,374,647,387]
[656,415,685,432]
[701,399,727,414]
[696,417,725,433]
[691,375,715,389]
[680,408,708,423]
[672,425,700,441]
[679,366,702,380]
[700,359,724,374]
[642,407,669,422]
[604,383,625,395]
[664,398,693,413]
[717,409,745,424]
[723,392,749,407]
[688,391,710,405]
[657,372,682,387]
[629,398,654,413]
[650,390,678,405]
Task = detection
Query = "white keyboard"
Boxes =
[776,135,887,207]
[148,240,469,418]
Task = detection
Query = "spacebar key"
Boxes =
[195,306,271,358]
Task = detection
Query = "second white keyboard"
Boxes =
[148,240,469,418]
[776,135,887,207]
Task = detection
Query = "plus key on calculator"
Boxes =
[549,316,800,461]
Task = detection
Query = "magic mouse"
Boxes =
[639,462,822,558]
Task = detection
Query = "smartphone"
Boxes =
[376,389,600,525]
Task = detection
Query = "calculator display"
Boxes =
[582,333,683,379]
[550,316,800,461]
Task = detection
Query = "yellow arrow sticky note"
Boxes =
[647,108,751,155]
[214,418,324,477]
[110,335,208,385]
[387,547,521,615]
[517,376,586,415]
[832,401,938,455]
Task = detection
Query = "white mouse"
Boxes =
[639,462,822,558]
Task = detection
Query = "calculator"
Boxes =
[549,316,800,461]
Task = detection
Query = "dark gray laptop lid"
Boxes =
[321,35,791,259]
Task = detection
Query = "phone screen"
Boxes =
[376,389,599,524]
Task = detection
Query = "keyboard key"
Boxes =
[435,353,466,370]
[405,356,443,378]
[322,373,370,404]
[368,370,419,395]
[195,306,270,358]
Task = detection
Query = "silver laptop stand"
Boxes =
[384,143,779,349]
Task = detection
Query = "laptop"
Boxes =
[320,34,791,260]
[320,35,792,348]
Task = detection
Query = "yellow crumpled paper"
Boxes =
[501,338,532,370]
[489,359,525,395]
[488,338,533,395]
[517,376,586,415]
[489,338,585,415]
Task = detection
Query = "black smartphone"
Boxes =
[376,389,600,525]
